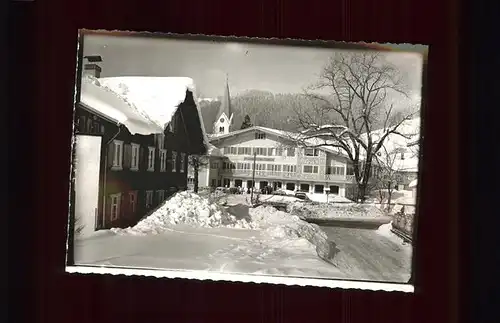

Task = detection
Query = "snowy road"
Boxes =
[320,226,412,283]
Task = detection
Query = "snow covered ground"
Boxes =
[286,201,387,220]
[74,192,412,283]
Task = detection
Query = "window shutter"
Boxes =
[107,142,115,168]
[123,144,132,169]
[139,146,145,170]
[120,194,126,219]
[104,195,111,228]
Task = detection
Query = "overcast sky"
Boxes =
[82,34,424,103]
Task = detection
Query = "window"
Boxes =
[219,126,225,132]
[112,140,124,169]
[220,118,225,123]
[286,148,295,157]
[131,143,140,171]
[100,125,105,134]
[256,164,266,171]
[283,164,296,173]
[86,119,93,133]
[159,149,167,172]
[210,162,219,169]
[276,148,283,156]
[326,166,345,175]
[304,148,319,156]
[303,165,319,173]
[244,147,252,155]
[346,166,355,175]
[129,191,137,214]
[157,190,165,203]
[267,164,282,172]
[180,153,186,173]
[255,132,266,140]
[224,147,237,155]
[223,162,235,170]
[211,179,217,187]
[267,148,275,156]
[171,151,177,172]
[254,147,267,156]
[145,191,153,208]
[110,193,121,221]
[244,163,251,170]
[147,147,155,171]
[237,147,245,155]
[400,152,405,160]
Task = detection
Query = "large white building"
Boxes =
[188,76,421,200]
[206,126,356,197]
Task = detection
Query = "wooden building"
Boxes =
[72,63,207,237]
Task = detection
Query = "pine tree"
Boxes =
[240,115,253,129]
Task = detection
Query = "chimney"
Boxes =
[83,55,103,78]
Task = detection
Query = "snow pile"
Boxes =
[112,192,255,235]
[305,193,352,203]
[248,206,335,262]
[287,202,385,219]
[377,222,412,248]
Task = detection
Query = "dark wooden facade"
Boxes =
[74,90,206,230]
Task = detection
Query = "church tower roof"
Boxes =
[216,73,232,123]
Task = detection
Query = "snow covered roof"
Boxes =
[80,75,209,148]
[207,143,223,156]
[80,75,164,135]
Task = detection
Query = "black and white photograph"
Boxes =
[67,31,426,292]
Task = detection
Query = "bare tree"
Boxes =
[372,145,404,210]
[290,51,417,202]
[188,155,209,193]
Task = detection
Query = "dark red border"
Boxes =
[25,0,460,322]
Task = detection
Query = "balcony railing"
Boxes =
[219,169,356,183]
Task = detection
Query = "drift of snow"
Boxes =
[376,222,412,249]
[305,193,352,204]
[111,192,337,263]
[247,206,335,263]
[111,192,256,235]
[287,201,386,219]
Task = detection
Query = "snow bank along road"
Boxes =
[320,226,412,282]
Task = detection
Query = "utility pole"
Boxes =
[250,152,257,205]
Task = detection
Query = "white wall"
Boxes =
[213,112,232,135]
[214,131,299,164]
[74,135,102,239]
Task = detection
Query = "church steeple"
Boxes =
[213,73,233,135]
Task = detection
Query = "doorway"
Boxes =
[314,184,324,193]
[300,183,310,192]
[329,185,340,195]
